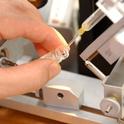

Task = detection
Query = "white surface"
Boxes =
[0,94,118,124]
[97,0,123,23]
[100,97,120,117]
[48,70,104,109]
[48,0,73,27]
[43,70,84,109]
[0,71,118,124]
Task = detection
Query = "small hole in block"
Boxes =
[57,93,64,99]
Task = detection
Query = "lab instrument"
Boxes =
[0,0,124,123]
[40,8,105,63]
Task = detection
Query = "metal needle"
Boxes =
[68,28,86,47]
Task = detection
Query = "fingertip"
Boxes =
[33,58,61,81]
[34,43,48,56]
[48,60,61,79]
[52,28,68,47]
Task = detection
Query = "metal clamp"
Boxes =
[0,57,17,67]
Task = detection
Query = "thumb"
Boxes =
[0,59,61,98]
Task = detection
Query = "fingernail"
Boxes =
[49,62,61,79]
[52,28,68,47]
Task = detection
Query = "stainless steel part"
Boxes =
[0,95,118,124]
[80,16,124,65]
[100,56,124,119]
[100,97,120,117]
[79,0,124,121]
[0,57,17,67]
[0,38,37,67]
[0,71,118,124]
[1,38,37,63]
[42,71,84,110]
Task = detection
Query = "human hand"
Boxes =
[0,0,68,98]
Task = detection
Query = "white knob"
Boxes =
[100,97,120,117]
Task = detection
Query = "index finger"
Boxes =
[24,22,68,52]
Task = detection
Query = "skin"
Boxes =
[0,0,68,98]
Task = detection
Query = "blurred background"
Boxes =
[39,0,79,73]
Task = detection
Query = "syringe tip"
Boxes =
[78,27,85,35]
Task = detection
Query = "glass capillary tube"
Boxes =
[68,8,105,46]
[40,8,105,63]
[40,47,70,63]
[82,8,105,31]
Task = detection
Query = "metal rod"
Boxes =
[88,52,98,61]
[85,60,106,81]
